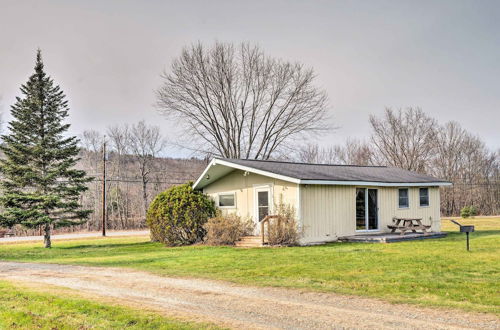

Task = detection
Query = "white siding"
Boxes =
[299,185,355,243]
[203,172,442,244]
[300,185,441,244]
[203,170,299,221]
[379,186,441,232]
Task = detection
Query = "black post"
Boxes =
[466,232,470,251]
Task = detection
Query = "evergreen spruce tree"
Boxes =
[0,50,91,248]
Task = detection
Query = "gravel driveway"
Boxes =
[0,261,497,329]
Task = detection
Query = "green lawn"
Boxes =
[1,217,499,314]
[0,280,218,329]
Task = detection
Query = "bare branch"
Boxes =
[369,107,437,172]
[156,42,330,159]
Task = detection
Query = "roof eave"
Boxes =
[299,180,452,187]
[193,158,453,190]
[213,158,301,184]
[192,159,217,190]
[192,158,301,190]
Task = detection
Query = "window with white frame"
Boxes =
[419,188,429,207]
[398,188,409,208]
[218,193,235,208]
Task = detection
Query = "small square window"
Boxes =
[419,188,429,207]
[398,188,409,208]
[218,193,235,207]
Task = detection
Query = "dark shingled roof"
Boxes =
[219,158,448,184]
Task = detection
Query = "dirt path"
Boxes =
[0,262,497,329]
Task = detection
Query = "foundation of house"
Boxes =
[339,232,447,243]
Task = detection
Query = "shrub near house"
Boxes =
[146,183,215,246]
[146,183,300,247]
[203,213,254,245]
[266,201,300,246]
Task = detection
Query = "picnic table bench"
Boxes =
[387,217,431,236]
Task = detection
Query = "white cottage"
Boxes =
[193,158,451,244]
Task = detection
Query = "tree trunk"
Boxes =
[43,223,51,248]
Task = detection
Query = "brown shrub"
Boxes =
[203,213,254,246]
[266,200,300,246]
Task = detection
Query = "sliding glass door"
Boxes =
[355,188,378,231]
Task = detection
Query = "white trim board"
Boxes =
[299,180,451,187]
[193,159,216,190]
[215,159,300,184]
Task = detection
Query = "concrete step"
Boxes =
[235,243,263,248]
[238,236,261,241]
[236,240,262,244]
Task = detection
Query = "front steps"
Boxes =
[235,235,264,248]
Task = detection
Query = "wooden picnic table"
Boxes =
[387,217,431,236]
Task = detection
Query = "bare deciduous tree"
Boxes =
[297,143,323,163]
[432,121,466,181]
[298,139,374,165]
[156,41,329,160]
[298,110,498,216]
[81,129,102,152]
[107,124,131,226]
[369,107,437,172]
[332,139,375,166]
[107,125,130,161]
[80,129,103,173]
[433,122,499,215]
[128,121,166,219]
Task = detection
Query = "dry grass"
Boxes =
[441,216,500,231]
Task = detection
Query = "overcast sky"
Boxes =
[0,0,499,156]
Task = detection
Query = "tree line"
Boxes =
[0,44,497,247]
[78,108,498,222]
[77,124,205,232]
[155,41,498,216]
[297,108,499,216]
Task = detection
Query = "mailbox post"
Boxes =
[450,220,475,251]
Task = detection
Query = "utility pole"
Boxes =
[102,138,107,236]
